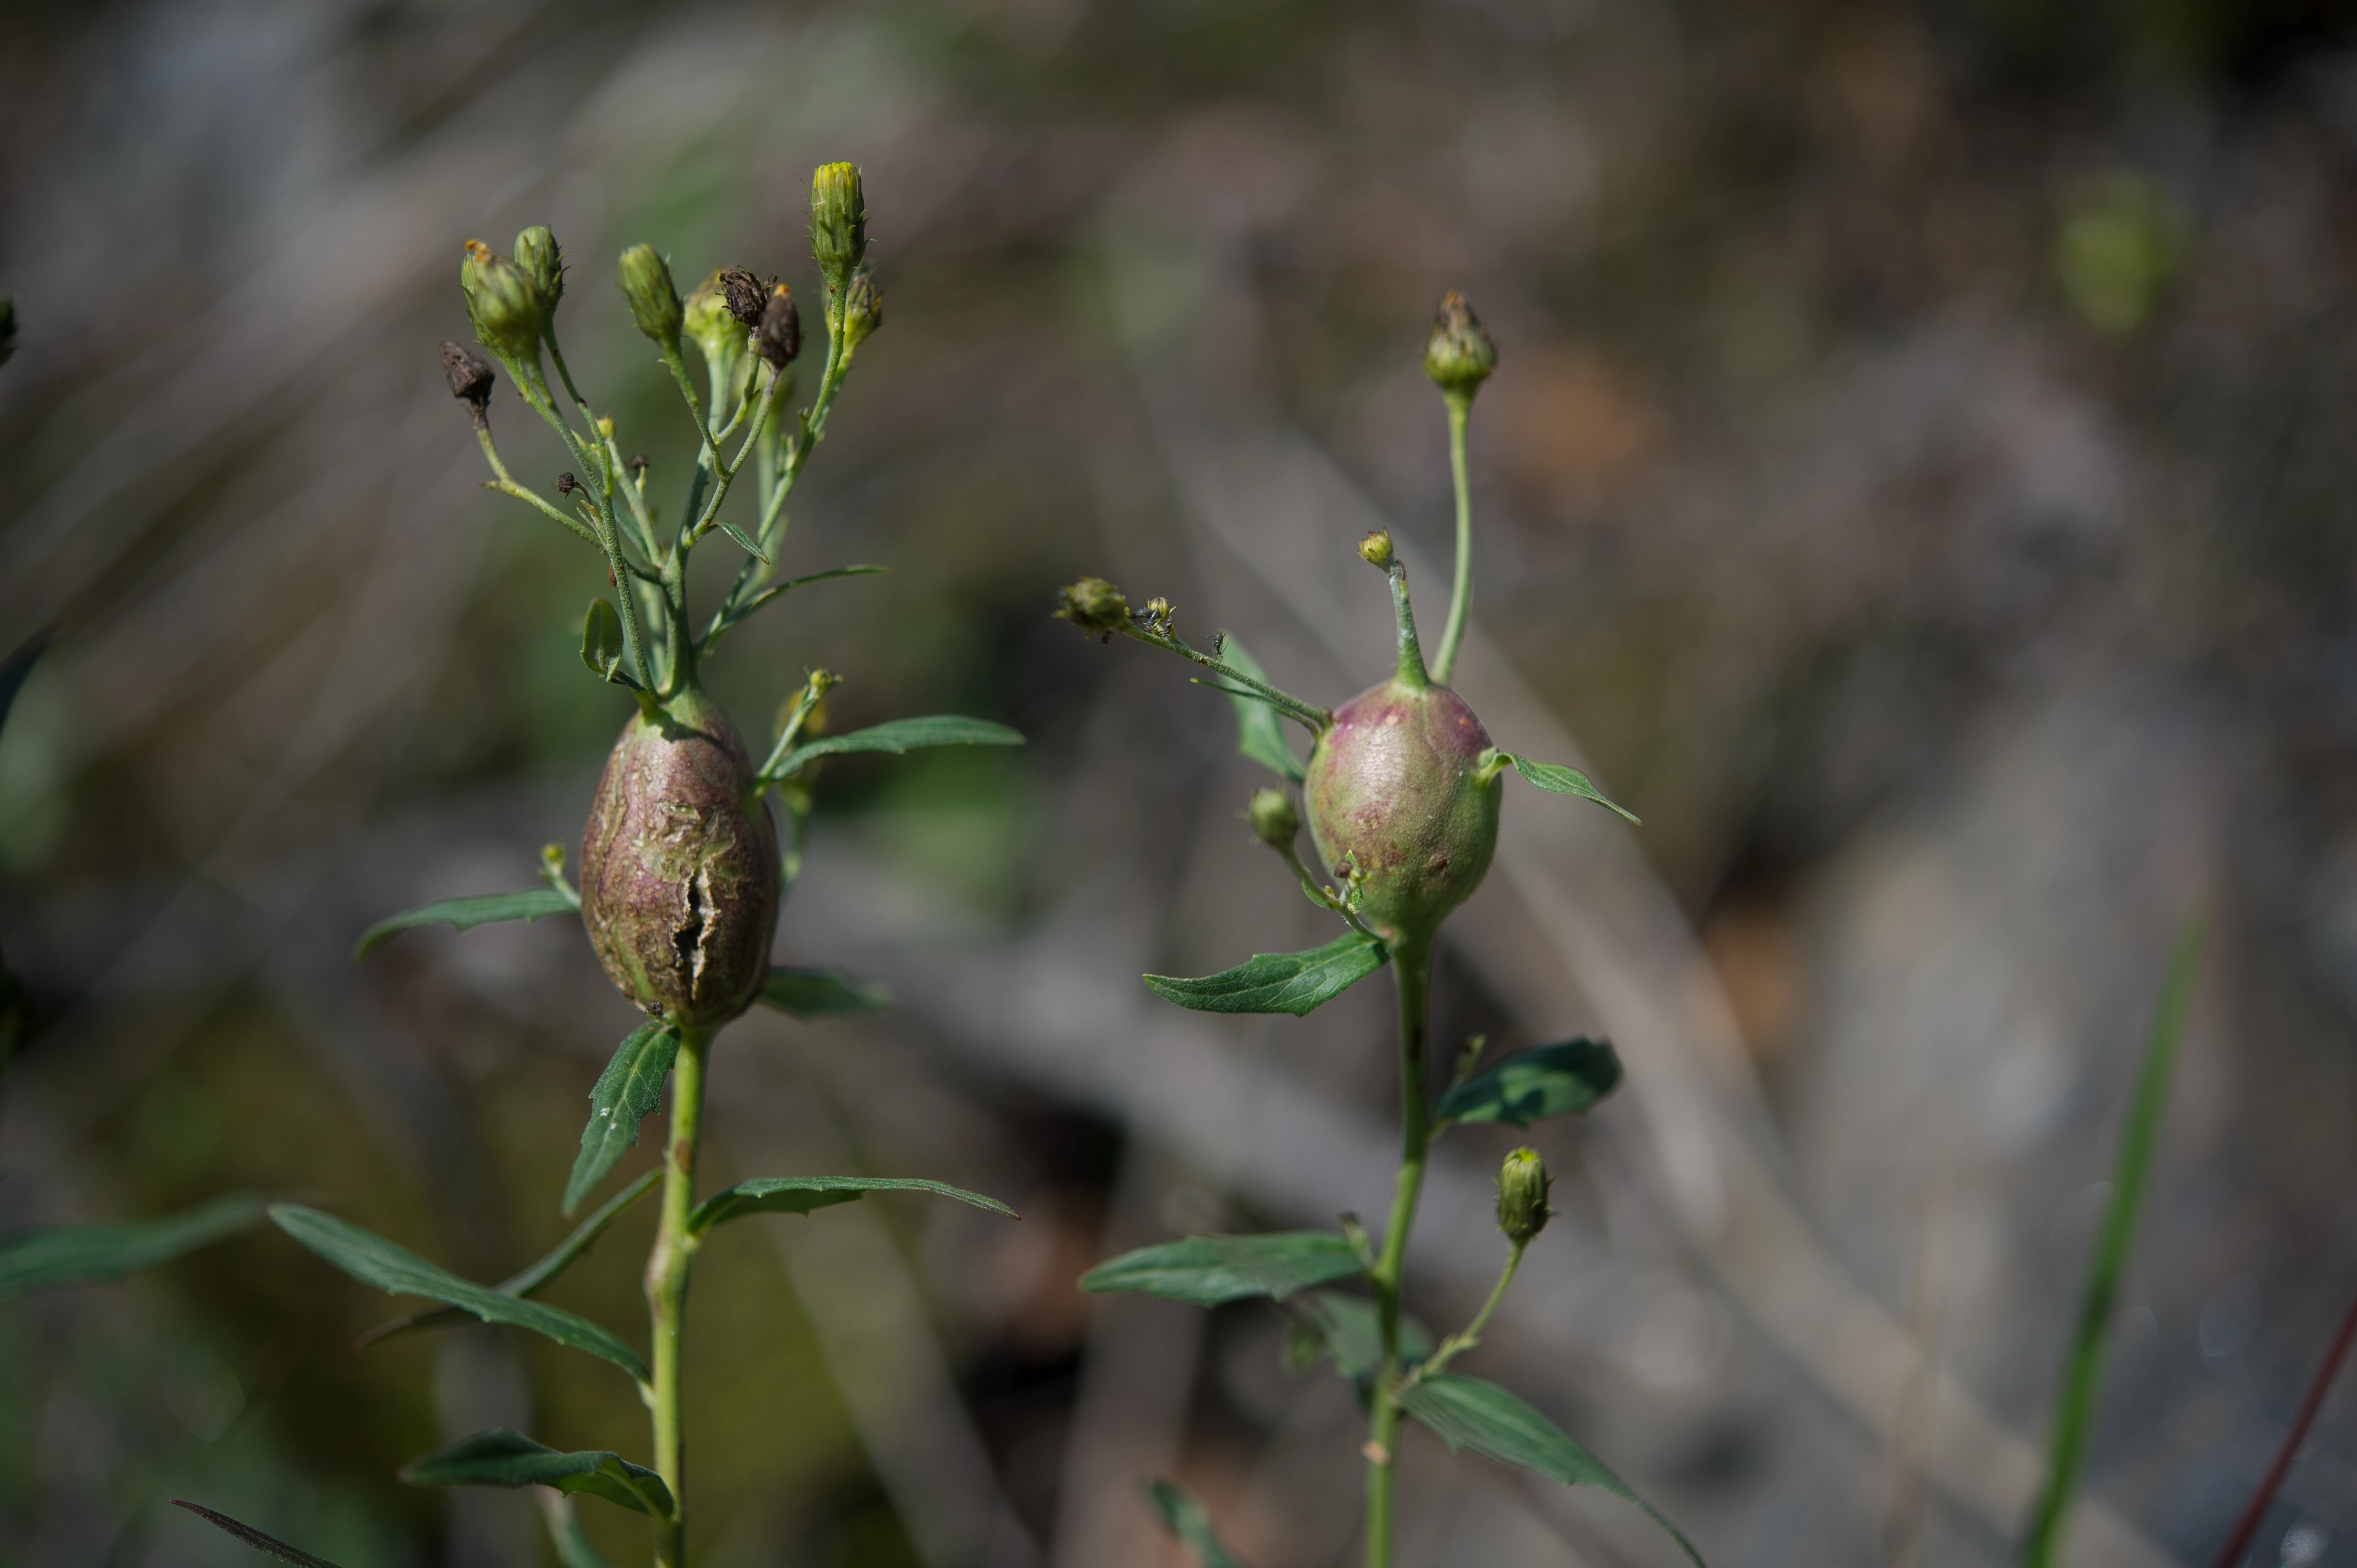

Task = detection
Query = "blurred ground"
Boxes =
[4,1,2357,1565]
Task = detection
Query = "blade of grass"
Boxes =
[2206,1285,2357,1568]
[2019,907,2205,1567]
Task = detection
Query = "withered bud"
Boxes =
[1056,577,1131,639]
[1422,290,1497,398]
[717,267,767,328]
[556,472,580,496]
[440,341,495,424]
[1495,1147,1553,1245]
[627,454,649,477]
[1248,787,1300,850]
[754,283,801,368]
[1358,530,1395,569]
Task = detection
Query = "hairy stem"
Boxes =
[1366,937,1434,1568]
[645,1027,712,1567]
[1429,392,1473,687]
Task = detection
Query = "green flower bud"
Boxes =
[580,687,780,1027]
[840,267,883,353]
[810,162,867,292]
[440,341,496,426]
[1248,788,1300,850]
[1422,290,1497,399]
[753,284,801,369]
[683,267,748,387]
[1056,577,1131,639]
[1305,679,1501,950]
[617,244,683,348]
[513,226,564,320]
[1495,1147,1552,1245]
[1358,530,1394,569]
[461,239,544,364]
[0,295,15,369]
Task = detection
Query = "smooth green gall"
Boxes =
[1248,787,1299,850]
[460,240,543,364]
[1422,290,1496,399]
[810,162,867,292]
[617,244,683,347]
[1495,1147,1552,1245]
[580,687,780,1027]
[1304,678,1500,950]
[513,226,564,320]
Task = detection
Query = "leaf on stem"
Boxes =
[1080,1231,1365,1306]
[403,1428,675,1520]
[1502,753,1640,823]
[716,520,770,561]
[269,1205,649,1382]
[1211,636,1306,783]
[353,887,577,960]
[1144,1479,1253,1568]
[579,599,642,689]
[1399,1374,1705,1567]
[764,714,1025,781]
[689,1175,1017,1236]
[713,565,889,639]
[759,964,891,1019]
[1289,1289,1432,1384]
[0,1194,267,1297]
[563,1022,681,1216]
[1434,1038,1622,1128]
[354,1168,662,1348]
[1143,929,1387,1017]
[171,1501,347,1568]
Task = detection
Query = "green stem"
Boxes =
[1117,624,1332,732]
[1366,937,1434,1568]
[1386,562,1430,690]
[1429,393,1473,687]
[1416,1240,1525,1383]
[645,1027,712,1568]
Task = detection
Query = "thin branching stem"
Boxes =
[645,1025,713,1568]
[1412,1240,1525,1384]
[1366,937,1435,1568]
[1429,393,1474,686]
[1119,623,1332,731]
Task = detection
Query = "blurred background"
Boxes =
[4,0,2356,1564]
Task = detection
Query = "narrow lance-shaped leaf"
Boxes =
[1145,1479,1253,1568]
[1208,635,1306,783]
[1503,752,1640,824]
[1144,928,1387,1017]
[690,1175,1017,1236]
[1082,1231,1365,1306]
[716,520,769,562]
[563,1021,680,1217]
[765,714,1025,780]
[0,1194,267,1297]
[355,1167,662,1348]
[759,964,891,1020]
[269,1205,649,1383]
[171,1502,346,1568]
[1399,1374,1705,1567]
[1434,1038,1622,1129]
[354,886,578,960]
[579,599,642,690]
[708,565,890,643]
[403,1428,674,1520]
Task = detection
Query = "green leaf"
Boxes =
[0,628,52,743]
[579,599,641,689]
[718,565,889,634]
[1144,1479,1252,1568]
[1290,1289,1432,1383]
[1504,752,1640,823]
[689,1176,1017,1236]
[354,1168,662,1348]
[1211,636,1305,783]
[1143,929,1387,1017]
[717,520,770,561]
[759,964,891,1019]
[269,1205,649,1383]
[171,1502,346,1568]
[766,714,1025,780]
[1399,1374,1704,1568]
[564,1022,680,1217]
[0,1194,267,1297]
[1080,1232,1364,1306]
[353,886,578,960]
[2021,909,2205,1568]
[1434,1038,1623,1128]
[403,1428,674,1520]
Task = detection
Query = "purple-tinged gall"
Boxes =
[580,687,779,1026]
[1304,680,1500,950]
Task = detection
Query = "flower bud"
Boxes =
[1248,788,1299,850]
[754,284,801,369]
[440,341,495,425]
[1358,530,1394,569]
[513,226,564,319]
[580,687,780,1027]
[1495,1147,1552,1245]
[810,162,868,292]
[617,244,683,348]
[1139,597,1175,636]
[1422,290,1497,399]
[840,268,882,352]
[683,268,748,384]
[1056,577,1131,639]
[461,240,544,363]
[1305,679,1501,950]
